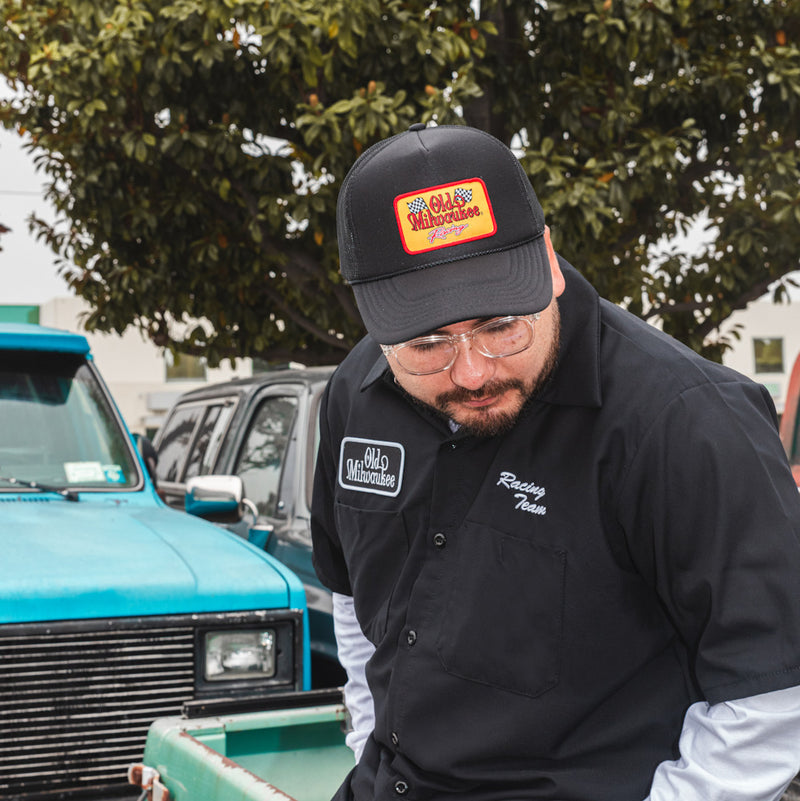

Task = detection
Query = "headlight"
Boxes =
[204,629,276,681]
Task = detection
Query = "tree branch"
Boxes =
[259,281,351,351]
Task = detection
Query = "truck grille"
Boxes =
[0,612,301,799]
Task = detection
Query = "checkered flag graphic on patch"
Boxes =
[406,197,429,214]
[454,187,473,204]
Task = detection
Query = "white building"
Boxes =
[719,298,800,416]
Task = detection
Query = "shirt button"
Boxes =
[391,731,399,746]
[433,532,447,548]
[394,780,409,795]
[406,630,417,646]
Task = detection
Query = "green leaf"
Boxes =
[134,139,148,162]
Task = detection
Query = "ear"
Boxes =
[544,227,566,298]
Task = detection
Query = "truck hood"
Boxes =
[0,495,297,624]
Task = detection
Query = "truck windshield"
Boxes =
[0,350,140,492]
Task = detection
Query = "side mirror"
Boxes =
[185,475,253,523]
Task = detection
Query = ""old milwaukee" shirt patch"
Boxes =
[338,437,405,497]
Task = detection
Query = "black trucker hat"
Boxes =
[336,124,553,344]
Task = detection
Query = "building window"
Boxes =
[753,338,784,374]
[165,352,207,381]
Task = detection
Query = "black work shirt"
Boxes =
[311,261,800,801]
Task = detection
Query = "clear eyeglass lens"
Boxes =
[477,317,533,356]
[397,339,452,374]
[393,316,534,374]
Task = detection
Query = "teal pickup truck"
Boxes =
[0,323,310,800]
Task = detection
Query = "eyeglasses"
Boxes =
[381,315,540,375]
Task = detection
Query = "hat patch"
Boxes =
[393,178,497,255]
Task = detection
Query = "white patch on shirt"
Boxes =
[497,470,547,515]
[339,437,405,497]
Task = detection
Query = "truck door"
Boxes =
[231,388,343,686]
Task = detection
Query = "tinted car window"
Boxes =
[184,403,233,480]
[155,405,203,483]
[234,396,298,519]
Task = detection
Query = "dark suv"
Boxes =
[153,365,345,688]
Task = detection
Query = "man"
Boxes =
[311,123,800,801]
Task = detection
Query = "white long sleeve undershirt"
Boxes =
[332,592,375,762]
[645,685,800,801]
[332,592,800,798]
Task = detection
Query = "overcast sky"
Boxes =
[0,126,70,304]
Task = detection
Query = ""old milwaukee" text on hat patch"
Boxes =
[393,178,497,255]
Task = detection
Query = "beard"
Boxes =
[418,307,561,438]
[435,377,536,437]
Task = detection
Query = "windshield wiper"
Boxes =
[0,475,80,502]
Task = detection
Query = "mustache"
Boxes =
[436,378,527,406]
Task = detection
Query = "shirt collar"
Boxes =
[361,349,390,390]
[359,256,602,408]
[537,257,602,408]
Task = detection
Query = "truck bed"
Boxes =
[132,690,354,801]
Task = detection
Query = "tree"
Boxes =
[0,0,798,365]
[476,1,800,359]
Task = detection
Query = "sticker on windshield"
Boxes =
[338,437,404,497]
[102,465,126,483]
[64,462,125,483]
[65,462,106,482]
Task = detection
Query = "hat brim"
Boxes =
[351,235,553,345]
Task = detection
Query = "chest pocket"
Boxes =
[334,501,410,645]
[436,519,566,698]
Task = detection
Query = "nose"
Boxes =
[448,341,495,390]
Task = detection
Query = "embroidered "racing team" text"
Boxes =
[497,470,547,515]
